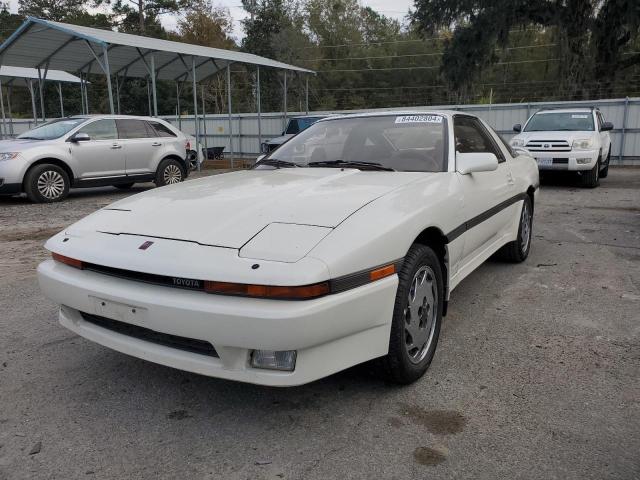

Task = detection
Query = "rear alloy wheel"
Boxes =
[580,157,600,188]
[496,195,533,263]
[375,244,443,384]
[25,164,70,203]
[155,159,185,187]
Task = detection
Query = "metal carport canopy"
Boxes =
[0,17,315,82]
[0,66,82,86]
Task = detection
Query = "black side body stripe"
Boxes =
[445,192,529,242]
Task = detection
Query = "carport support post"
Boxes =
[256,66,262,152]
[150,53,158,117]
[0,78,6,140]
[201,84,208,152]
[191,57,200,172]
[283,71,287,129]
[7,85,13,136]
[79,77,85,114]
[115,75,120,114]
[57,82,64,117]
[227,64,234,168]
[619,96,629,163]
[176,82,181,130]
[37,67,46,121]
[305,76,309,114]
[28,80,38,126]
[102,44,115,115]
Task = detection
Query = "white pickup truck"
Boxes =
[509,107,613,188]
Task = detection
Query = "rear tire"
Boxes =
[24,164,70,203]
[155,158,185,187]
[496,195,533,263]
[375,244,443,384]
[580,157,600,188]
[114,182,135,190]
[600,150,610,178]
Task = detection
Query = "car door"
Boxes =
[454,115,516,263]
[69,119,125,179]
[116,119,160,176]
[596,111,611,158]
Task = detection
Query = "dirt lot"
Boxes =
[0,169,639,480]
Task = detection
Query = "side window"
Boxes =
[148,121,177,137]
[596,112,604,130]
[77,119,117,140]
[117,119,153,139]
[454,116,504,162]
[497,134,517,158]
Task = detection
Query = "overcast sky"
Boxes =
[5,0,413,41]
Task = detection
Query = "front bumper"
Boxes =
[529,149,599,171]
[0,158,27,192]
[37,260,397,386]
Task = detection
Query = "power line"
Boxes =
[316,58,561,73]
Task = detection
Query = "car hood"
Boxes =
[71,168,424,248]
[0,138,58,151]
[514,130,597,143]
[265,134,294,145]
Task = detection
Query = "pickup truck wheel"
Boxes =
[375,244,443,384]
[580,158,600,188]
[155,158,185,187]
[496,195,533,263]
[600,150,610,178]
[25,164,70,203]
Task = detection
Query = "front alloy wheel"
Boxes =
[375,244,443,384]
[25,164,70,203]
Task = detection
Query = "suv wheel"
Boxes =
[600,150,610,178]
[580,157,600,188]
[155,158,185,187]
[25,164,70,203]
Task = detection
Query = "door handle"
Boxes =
[111,144,122,149]
[506,172,515,184]
[151,142,162,147]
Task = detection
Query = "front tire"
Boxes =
[497,195,533,263]
[375,244,443,384]
[24,164,70,203]
[155,158,185,187]
[600,150,610,178]
[580,157,600,188]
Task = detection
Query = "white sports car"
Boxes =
[38,111,539,386]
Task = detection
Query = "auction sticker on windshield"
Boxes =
[395,115,443,124]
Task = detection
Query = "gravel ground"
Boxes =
[0,168,638,480]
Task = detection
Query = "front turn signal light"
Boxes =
[204,280,330,299]
[369,263,396,281]
[52,252,84,269]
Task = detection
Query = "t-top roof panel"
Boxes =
[0,65,82,86]
[0,17,314,82]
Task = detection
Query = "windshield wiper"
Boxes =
[254,158,300,168]
[308,160,395,171]
[17,136,43,140]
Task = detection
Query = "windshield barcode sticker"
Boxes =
[395,115,443,124]
[571,114,589,118]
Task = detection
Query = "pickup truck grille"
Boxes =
[526,140,571,152]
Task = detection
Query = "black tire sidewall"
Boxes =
[25,164,70,203]
[155,158,185,187]
[387,244,444,383]
[516,195,533,260]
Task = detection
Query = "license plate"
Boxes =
[90,296,147,326]
[536,157,553,167]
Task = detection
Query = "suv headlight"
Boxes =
[572,138,594,150]
[0,152,19,161]
[510,138,525,148]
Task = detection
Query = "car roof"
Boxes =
[314,110,462,122]
[535,108,596,114]
[69,114,171,121]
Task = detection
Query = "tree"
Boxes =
[175,0,235,49]
[411,0,640,101]
[18,0,85,21]
[111,0,192,35]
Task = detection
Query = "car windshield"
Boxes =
[284,117,322,135]
[17,118,87,140]
[524,112,594,132]
[261,114,447,172]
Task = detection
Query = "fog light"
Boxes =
[251,350,297,371]
[576,158,592,164]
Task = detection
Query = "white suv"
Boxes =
[510,108,613,188]
[0,115,189,202]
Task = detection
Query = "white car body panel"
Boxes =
[38,110,539,386]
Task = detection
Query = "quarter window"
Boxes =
[77,119,118,140]
[148,121,177,137]
[117,119,154,139]
[454,116,504,162]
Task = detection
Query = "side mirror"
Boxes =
[513,124,522,133]
[456,152,499,175]
[601,121,613,131]
[70,132,90,142]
